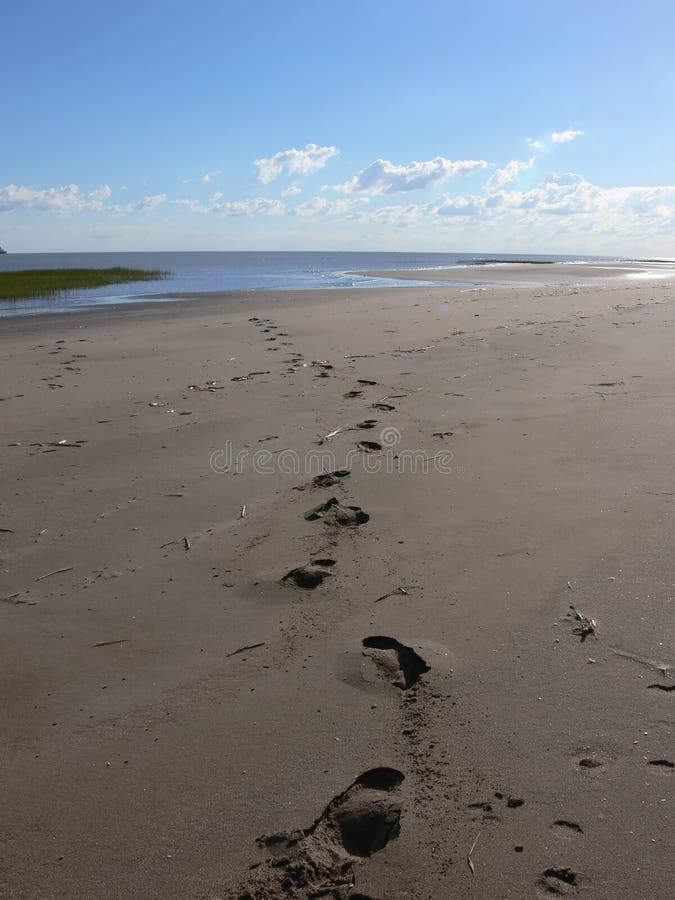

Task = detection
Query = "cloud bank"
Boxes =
[333,156,488,195]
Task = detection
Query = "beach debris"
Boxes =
[282,564,333,589]
[304,497,369,526]
[0,527,15,534]
[578,757,604,768]
[239,505,247,518]
[311,360,333,370]
[362,636,430,689]
[36,566,74,582]
[467,831,481,877]
[257,435,278,443]
[226,642,266,658]
[648,759,673,768]
[93,639,128,648]
[375,586,409,603]
[187,381,224,392]
[356,419,379,429]
[358,440,382,452]
[343,389,364,399]
[647,683,675,691]
[163,493,184,498]
[184,536,191,551]
[148,401,166,407]
[569,605,598,641]
[395,345,431,354]
[357,379,378,385]
[432,431,453,439]
[371,402,395,411]
[231,371,270,382]
[317,425,346,445]
[45,439,86,448]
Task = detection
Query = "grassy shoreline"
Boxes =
[0,267,167,301]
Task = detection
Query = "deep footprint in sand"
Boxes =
[282,563,334,589]
[362,636,430,689]
[304,497,369,526]
[236,768,405,898]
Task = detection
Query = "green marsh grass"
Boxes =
[0,267,168,301]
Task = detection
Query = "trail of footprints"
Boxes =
[233,314,598,898]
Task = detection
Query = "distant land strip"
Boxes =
[0,267,167,301]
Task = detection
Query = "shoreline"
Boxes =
[3,260,675,321]
[1,270,673,898]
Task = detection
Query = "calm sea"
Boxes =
[0,250,611,318]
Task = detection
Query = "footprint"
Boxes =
[362,637,430,689]
[238,768,404,897]
[304,497,369,526]
[552,820,584,833]
[358,440,382,453]
[282,563,334,589]
[295,469,351,491]
[538,867,585,895]
[371,402,395,411]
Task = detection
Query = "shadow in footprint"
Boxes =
[362,636,430,689]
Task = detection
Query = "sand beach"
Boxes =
[0,264,673,898]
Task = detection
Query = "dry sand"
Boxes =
[0,265,673,899]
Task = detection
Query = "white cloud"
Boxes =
[551,129,584,144]
[485,157,536,190]
[201,170,222,183]
[255,143,339,184]
[288,196,367,219]
[0,183,111,213]
[110,194,167,215]
[282,184,301,197]
[175,195,285,216]
[527,130,584,152]
[333,156,488,195]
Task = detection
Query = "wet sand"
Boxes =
[0,266,673,898]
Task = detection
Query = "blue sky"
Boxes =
[2,1,675,255]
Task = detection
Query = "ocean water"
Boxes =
[0,250,610,318]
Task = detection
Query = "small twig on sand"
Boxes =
[375,586,409,603]
[93,639,128,648]
[0,527,15,534]
[184,536,191,551]
[36,566,74,582]
[467,831,481,876]
[239,505,247,519]
[317,425,345,445]
[226,642,266,658]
